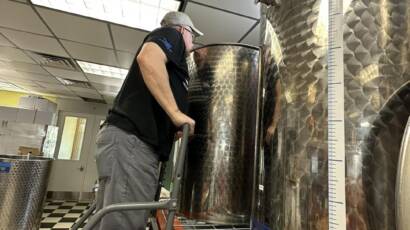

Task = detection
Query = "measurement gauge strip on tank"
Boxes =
[328,0,346,229]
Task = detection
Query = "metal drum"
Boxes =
[179,44,261,224]
[397,116,410,230]
[0,155,52,230]
[255,1,329,229]
[257,0,410,229]
[343,0,410,228]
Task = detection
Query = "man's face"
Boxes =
[181,26,194,53]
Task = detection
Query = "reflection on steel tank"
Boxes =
[256,0,410,229]
[255,0,329,229]
[179,44,261,224]
[344,0,410,228]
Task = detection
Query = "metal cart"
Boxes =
[72,123,190,230]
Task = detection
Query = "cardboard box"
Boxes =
[18,146,41,156]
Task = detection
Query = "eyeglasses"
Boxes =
[183,26,195,40]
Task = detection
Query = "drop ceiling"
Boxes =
[0,0,261,104]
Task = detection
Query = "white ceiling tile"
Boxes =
[35,81,67,90]
[102,92,117,97]
[33,86,74,95]
[190,0,260,18]
[242,23,260,47]
[75,92,102,100]
[91,82,121,93]
[1,62,49,75]
[111,25,147,52]
[103,94,116,104]
[100,91,118,99]
[19,85,45,92]
[117,51,134,69]
[0,33,15,47]
[13,71,60,83]
[57,95,82,100]
[44,67,87,82]
[0,68,23,78]
[37,7,113,48]
[7,79,40,87]
[28,89,55,96]
[68,86,99,94]
[86,73,124,87]
[185,4,257,44]
[0,28,68,57]
[37,90,73,98]
[0,1,51,35]
[62,41,118,67]
[0,46,35,63]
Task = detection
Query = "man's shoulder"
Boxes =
[144,27,185,60]
[148,27,180,39]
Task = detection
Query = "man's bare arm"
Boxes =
[137,42,195,134]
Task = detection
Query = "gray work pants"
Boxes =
[91,124,160,230]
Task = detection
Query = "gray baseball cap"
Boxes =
[160,11,204,37]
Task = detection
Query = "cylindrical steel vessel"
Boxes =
[344,0,410,228]
[0,155,52,230]
[255,1,329,229]
[397,115,410,230]
[257,0,410,229]
[179,44,261,224]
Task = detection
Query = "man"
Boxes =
[91,11,203,230]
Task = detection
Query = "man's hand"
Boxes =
[170,110,195,136]
[265,123,276,145]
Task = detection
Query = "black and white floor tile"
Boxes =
[40,200,250,230]
[40,200,91,230]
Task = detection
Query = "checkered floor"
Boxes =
[40,200,91,230]
[40,200,251,230]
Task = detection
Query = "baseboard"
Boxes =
[46,191,95,201]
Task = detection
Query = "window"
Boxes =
[57,116,87,160]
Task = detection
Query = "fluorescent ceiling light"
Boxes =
[77,60,128,79]
[31,0,181,31]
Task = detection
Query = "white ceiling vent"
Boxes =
[29,51,80,71]
[56,77,92,88]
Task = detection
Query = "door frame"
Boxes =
[47,111,96,192]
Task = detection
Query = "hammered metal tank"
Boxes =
[0,155,52,230]
[344,0,410,228]
[256,0,410,229]
[179,44,261,224]
[254,1,329,229]
[397,116,410,230]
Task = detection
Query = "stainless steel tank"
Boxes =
[255,1,329,229]
[344,0,410,228]
[179,44,261,224]
[256,0,410,229]
[0,155,52,230]
[361,82,410,229]
[397,115,410,230]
